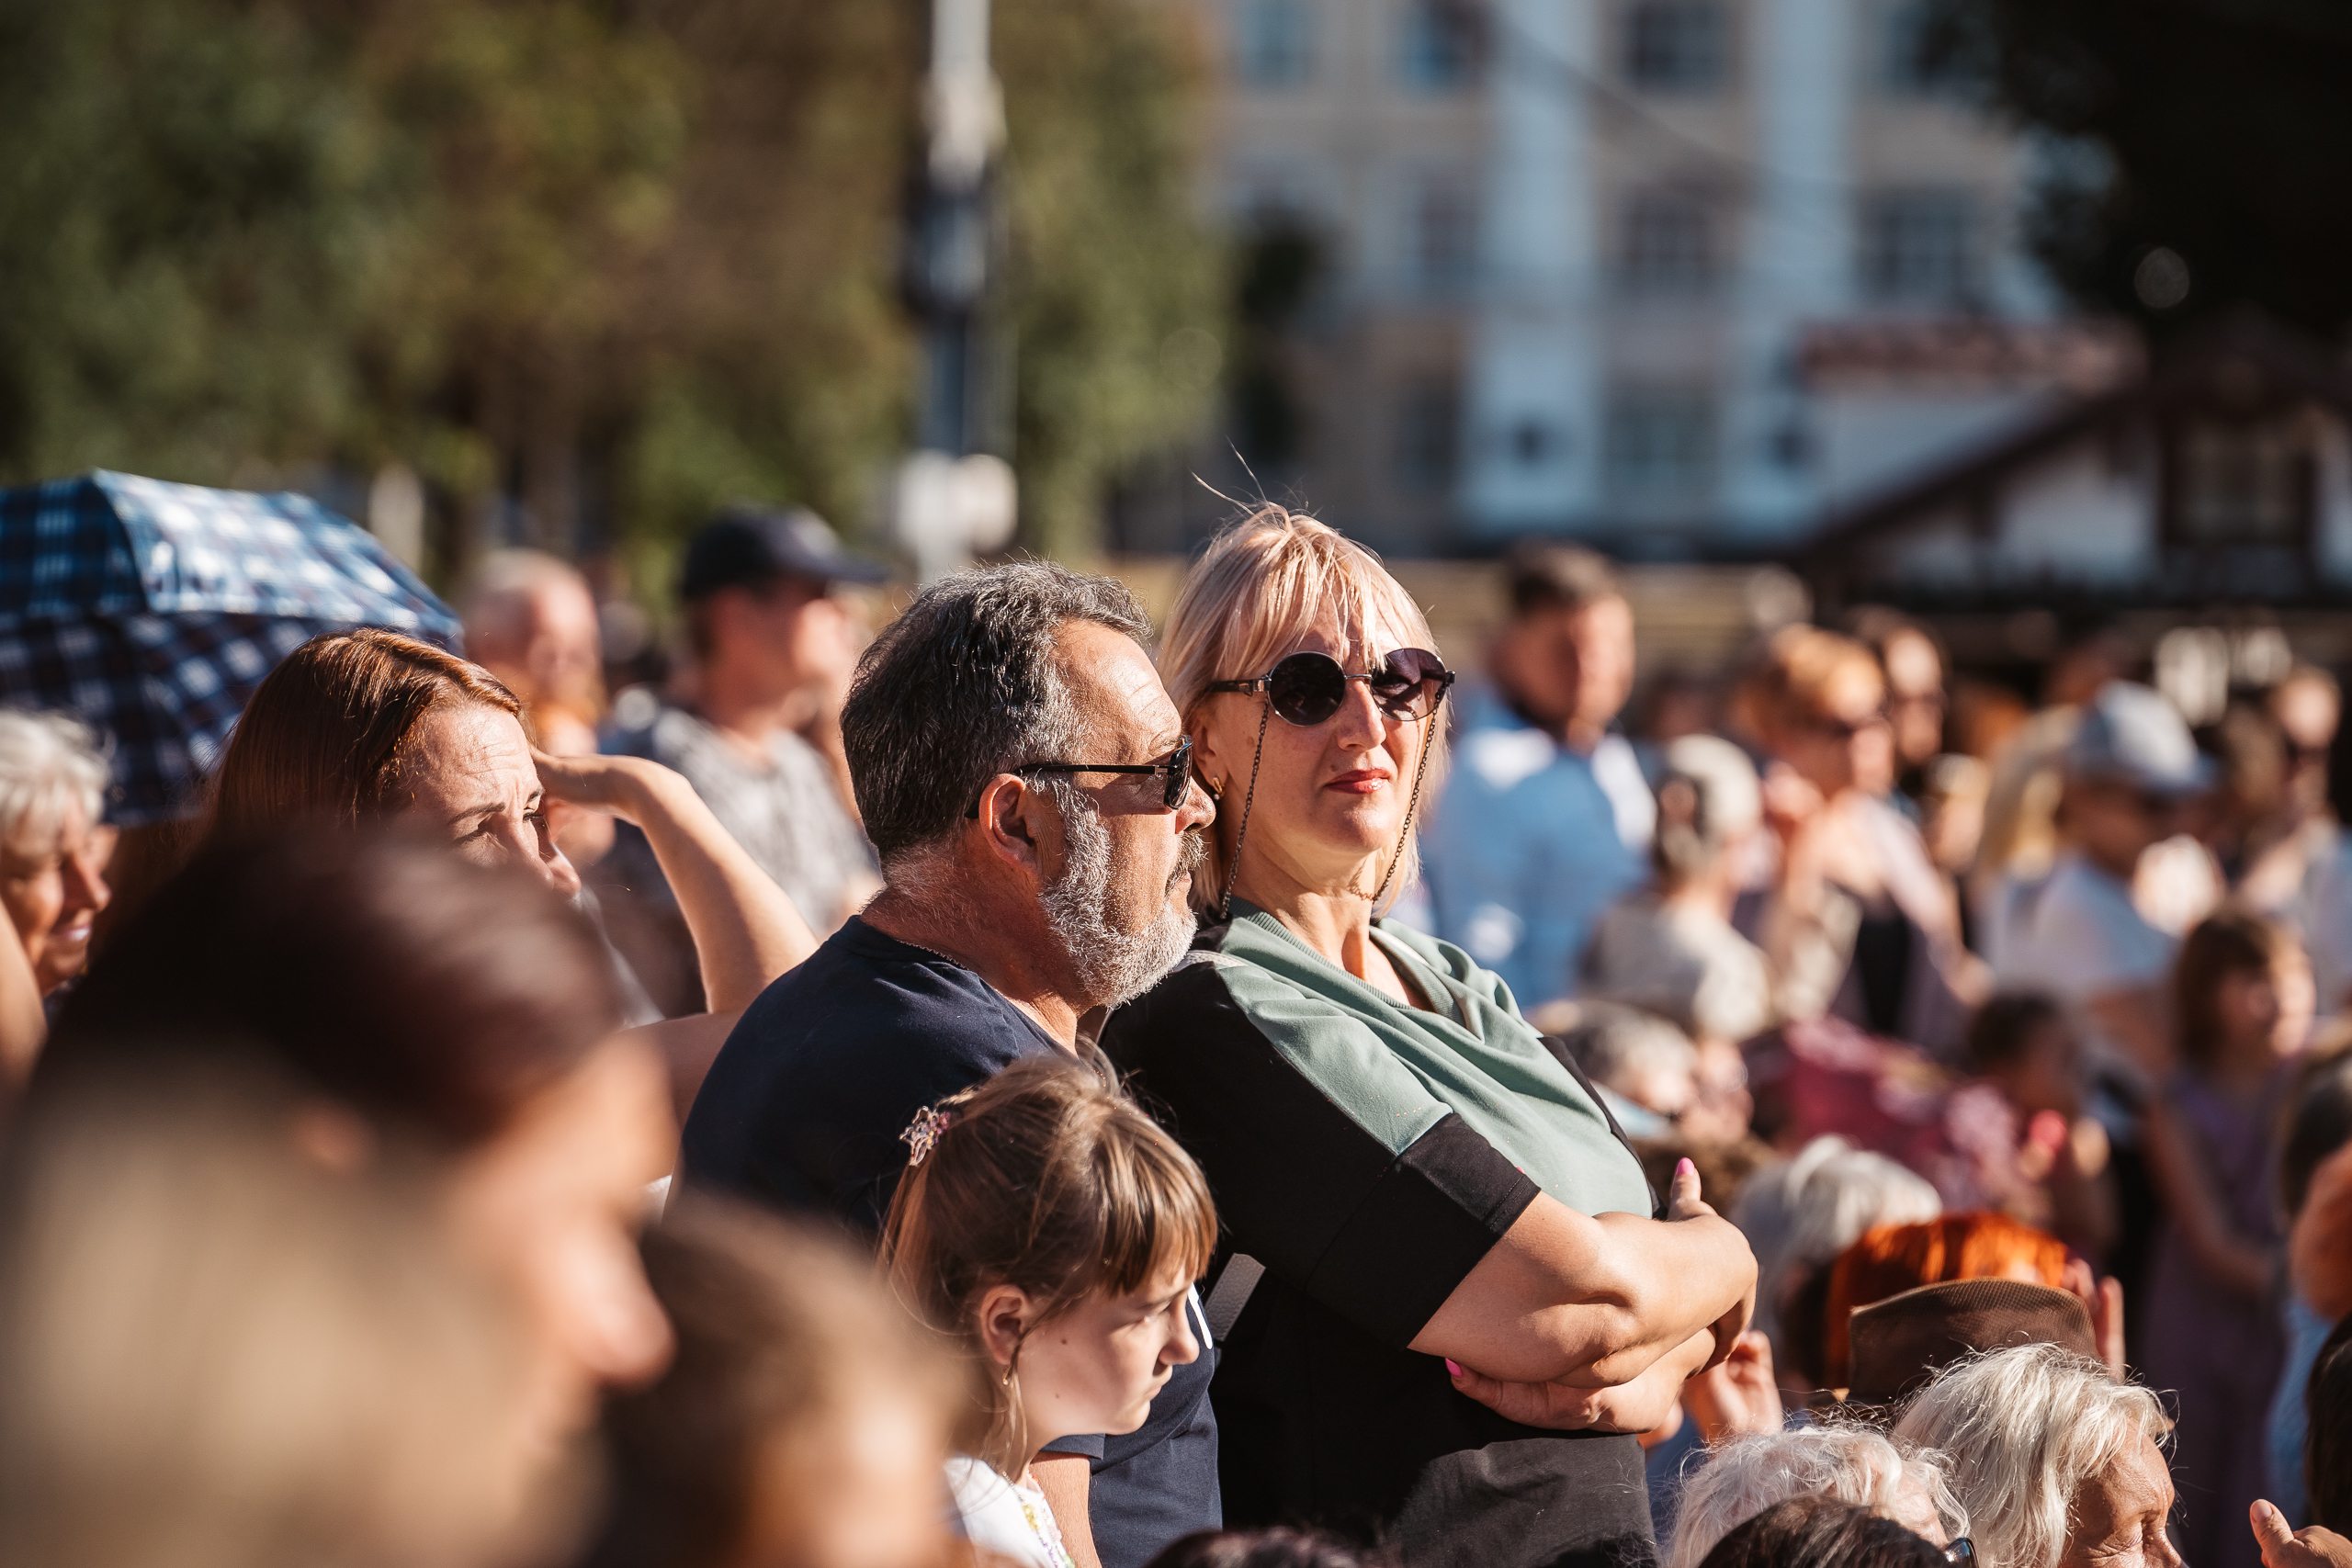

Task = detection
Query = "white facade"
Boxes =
[1180,0,2060,554]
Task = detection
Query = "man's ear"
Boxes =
[976,1282,1034,1371]
[975,775,1050,880]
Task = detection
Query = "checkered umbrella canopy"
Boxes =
[0,470,462,826]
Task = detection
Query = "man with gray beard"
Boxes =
[679,562,1218,1568]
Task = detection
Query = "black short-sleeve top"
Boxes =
[1101,901,1660,1568]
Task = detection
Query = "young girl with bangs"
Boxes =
[881,1055,1216,1568]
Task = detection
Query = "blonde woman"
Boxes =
[1102,508,1757,1568]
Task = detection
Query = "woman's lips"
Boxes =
[1324,770,1392,794]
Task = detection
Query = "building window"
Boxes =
[1858,190,1977,304]
[1235,0,1314,86]
[1881,0,1973,96]
[1411,176,1479,295]
[1399,0,1484,92]
[1618,189,1718,297]
[1624,0,1726,93]
[2165,420,2314,549]
[1605,389,1716,501]
[1396,379,1461,492]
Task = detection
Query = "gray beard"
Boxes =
[1040,802,1203,1009]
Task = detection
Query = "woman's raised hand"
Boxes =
[530,748,672,826]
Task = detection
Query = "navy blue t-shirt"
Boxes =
[679,917,1221,1568]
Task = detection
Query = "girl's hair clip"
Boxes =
[899,1104,953,1168]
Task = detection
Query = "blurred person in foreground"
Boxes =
[882,1058,1214,1568]
[1694,1496,1947,1568]
[2142,909,2313,1567]
[604,507,883,1012]
[2247,1314,2352,1566]
[1894,1343,2177,1568]
[0,710,114,1009]
[40,833,679,1474]
[578,1201,958,1568]
[202,626,816,1111]
[1419,542,1651,1010]
[1734,626,1979,1059]
[1992,681,2213,1079]
[1730,1135,1941,1397]
[1110,509,1756,1568]
[1582,735,1777,1054]
[1665,1425,1964,1568]
[680,563,1220,1568]
[0,1061,563,1568]
[2267,1049,2352,1523]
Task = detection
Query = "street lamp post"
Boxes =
[895,0,1019,580]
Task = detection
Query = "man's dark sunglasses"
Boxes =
[1942,1539,1974,1566]
[1207,649,1454,728]
[965,736,1194,818]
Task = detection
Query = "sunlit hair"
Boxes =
[878,1055,1216,1475]
[0,710,108,848]
[1667,1426,1968,1568]
[208,627,521,837]
[2172,907,2300,1072]
[1734,625,1885,746]
[1893,1344,2168,1568]
[1822,1213,2068,1388]
[1158,505,1447,914]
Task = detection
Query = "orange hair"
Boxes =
[1822,1212,2068,1387]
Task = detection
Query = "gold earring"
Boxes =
[1205,776,1227,802]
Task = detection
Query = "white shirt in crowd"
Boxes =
[1995,849,2176,1066]
[945,1457,1079,1568]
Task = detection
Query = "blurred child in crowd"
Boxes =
[881,1057,1215,1568]
[580,1201,957,1568]
[1584,736,1776,1054]
[1962,994,2119,1260]
[2145,909,2313,1568]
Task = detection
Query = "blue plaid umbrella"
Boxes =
[0,469,462,826]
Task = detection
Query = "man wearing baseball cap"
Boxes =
[599,505,888,1014]
[1999,680,2217,1079]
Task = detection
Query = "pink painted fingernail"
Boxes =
[1444,1359,1464,1378]
[1677,1158,1696,1177]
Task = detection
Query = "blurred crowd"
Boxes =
[0,502,2347,1568]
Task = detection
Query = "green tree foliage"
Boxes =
[996,0,1224,562]
[1945,0,2352,337]
[0,0,1218,580]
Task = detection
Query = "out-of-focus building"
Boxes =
[1132,0,2115,557]
[1803,314,2352,702]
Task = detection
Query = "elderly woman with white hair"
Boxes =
[0,710,113,992]
[1105,507,1758,1568]
[1893,1343,2177,1568]
[1666,1425,1968,1568]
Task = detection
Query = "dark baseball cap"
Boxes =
[679,505,889,600]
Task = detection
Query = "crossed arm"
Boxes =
[1408,1163,1758,1431]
